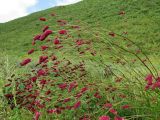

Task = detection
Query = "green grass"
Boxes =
[0,0,160,120]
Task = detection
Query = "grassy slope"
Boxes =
[0,0,160,119]
[0,0,160,57]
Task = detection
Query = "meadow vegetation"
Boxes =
[0,0,160,120]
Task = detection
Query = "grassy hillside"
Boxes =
[0,0,160,120]
[0,0,160,57]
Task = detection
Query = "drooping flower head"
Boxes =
[20,58,31,66]
[39,30,53,41]
[59,30,67,35]
[28,49,34,55]
[73,101,81,109]
[53,38,60,45]
[34,111,40,120]
[145,74,153,85]
[39,17,46,21]
[42,26,49,32]
[99,116,110,120]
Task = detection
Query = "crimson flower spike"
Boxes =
[99,116,110,120]
[28,49,34,55]
[41,45,48,51]
[53,38,60,45]
[39,30,53,41]
[42,26,49,32]
[20,58,31,66]
[33,34,41,41]
[39,17,46,21]
[34,111,40,120]
[73,101,81,109]
[59,30,67,35]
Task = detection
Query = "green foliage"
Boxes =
[0,0,160,120]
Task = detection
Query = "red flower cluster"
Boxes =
[99,116,110,120]
[39,30,53,41]
[53,38,60,45]
[42,26,49,32]
[145,74,160,90]
[4,9,135,120]
[39,17,46,21]
[28,48,34,54]
[59,30,67,35]
[39,56,48,64]
[41,45,48,51]
[20,58,31,66]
